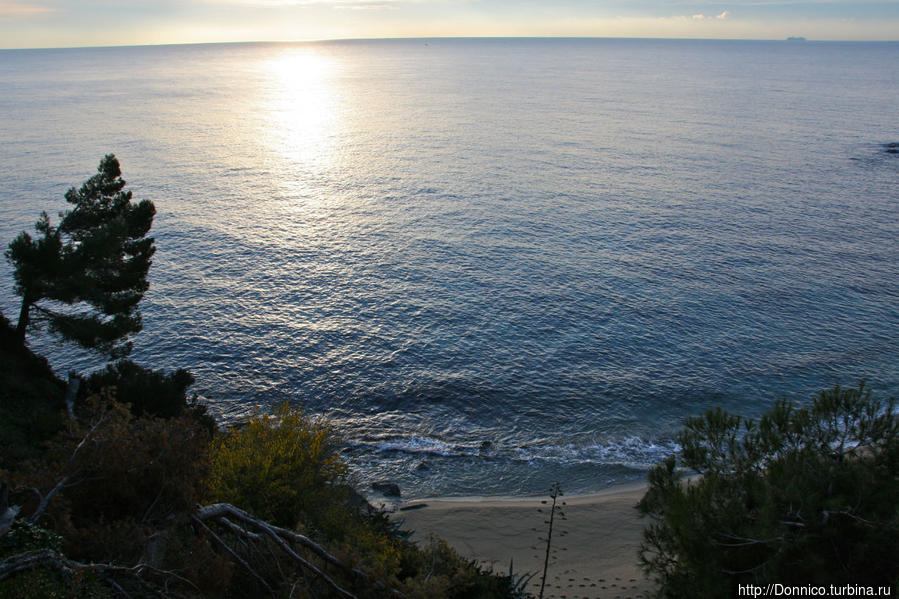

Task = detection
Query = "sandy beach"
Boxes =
[392,482,656,599]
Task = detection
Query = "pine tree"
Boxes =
[6,155,155,358]
[638,383,898,597]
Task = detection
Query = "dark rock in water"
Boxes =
[479,440,493,451]
[372,481,401,497]
[414,461,431,473]
[884,142,899,154]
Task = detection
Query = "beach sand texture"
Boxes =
[393,483,655,599]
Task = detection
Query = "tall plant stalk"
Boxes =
[538,482,565,599]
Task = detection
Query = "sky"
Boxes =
[1,0,898,49]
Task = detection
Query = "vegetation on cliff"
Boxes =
[6,155,155,358]
[0,321,523,598]
[1,157,522,598]
[639,383,898,598]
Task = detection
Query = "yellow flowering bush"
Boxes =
[207,402,347,530]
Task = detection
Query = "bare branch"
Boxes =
[196,503,358,577]
[219,516,261,540]
[711,531,783,547]
[196,504,359,599]
[0,483,20,538]
[28,475,69,524]
[191,516,273,594]
[0,547,198,595]
[0,549,77,580]
[253,519,359,599]
[826,510,885,528]
[70,410,108,464]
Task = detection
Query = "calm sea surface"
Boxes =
[1,39,897,498]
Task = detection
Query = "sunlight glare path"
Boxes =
[263,48,341,179]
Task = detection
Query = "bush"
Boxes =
[81,360,214,433]
[15,393,210,564]
[2,393,212,597]
[398,535,523,599]
[3,391,522,598]
[638,383,898,598]
[207,402,348,532]
[0,521,104,599]
[204,403,524,598]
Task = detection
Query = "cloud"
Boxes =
[333,3,400,9]
[687,8,730,21]
[660,0,890,4]
[201,0,408,5]
[0,1,53,18]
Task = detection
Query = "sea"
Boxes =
[1,38,897,499]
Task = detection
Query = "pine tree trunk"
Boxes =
[15,297,30,342]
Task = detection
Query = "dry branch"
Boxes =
[0,547,198,596]
[191,515,273,593]
[196,503,362,599]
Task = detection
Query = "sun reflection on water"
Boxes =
[263,47,341,174]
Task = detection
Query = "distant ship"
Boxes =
[786,36,807,41]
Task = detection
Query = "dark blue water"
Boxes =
[1,39,897,498]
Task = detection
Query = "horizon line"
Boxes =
[3,34,898,52]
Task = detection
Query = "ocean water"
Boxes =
[1,38,897,499]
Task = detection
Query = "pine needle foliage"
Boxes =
[6,155,155,358]
[638,383,898,598]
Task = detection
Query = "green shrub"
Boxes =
[207,402,348,532]
[638,383,898,598]
[80,360,214,433]
[205,403,523,598]
[14,394,210,564]
[2,393,211,597]
[397,535,522,599]
[0,569,111,599]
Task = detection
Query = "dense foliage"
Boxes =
[1,359,522,598]
[206,403,522,598]
[6,155,155,358]
[81,359,214,432]
[1,387,218,599]
[638,383,898,598]
[208,402,348,531]
[0,314,66,470]
[47,397,210,546]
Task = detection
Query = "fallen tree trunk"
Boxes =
[0,549,79,580]
[196,503,370,582]
[195,502,365,599]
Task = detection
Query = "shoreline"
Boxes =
[394,478,652,507]
[391,481,655,599]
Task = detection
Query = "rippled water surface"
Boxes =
[1,39,897,497]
